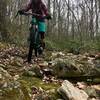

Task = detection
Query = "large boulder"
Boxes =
[51,58,82,78]
[50,53,100,78]
[58,80,89,100]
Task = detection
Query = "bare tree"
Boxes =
[0,0,8,40]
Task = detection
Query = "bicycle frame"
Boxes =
[28,19,42,62]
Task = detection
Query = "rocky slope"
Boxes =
[0,42,100,100]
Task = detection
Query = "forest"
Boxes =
[0,0,100,100]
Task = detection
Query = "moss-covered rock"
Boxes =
[48,52,100,78]
[0,67,31,100]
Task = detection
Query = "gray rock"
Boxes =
[84,87,97,98]
[52,58,82,78]
[0,67,11,79]
[58,80,89,100]
[23,70,36,77]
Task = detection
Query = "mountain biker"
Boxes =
[18,0,51,63]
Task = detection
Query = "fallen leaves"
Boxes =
[0,42,100,99]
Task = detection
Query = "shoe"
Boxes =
[38,47,43,55]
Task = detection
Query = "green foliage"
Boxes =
[3,31,100,53]
[45,36,81,52]
[45,36,100,53]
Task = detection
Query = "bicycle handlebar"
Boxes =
[15,11,51,20]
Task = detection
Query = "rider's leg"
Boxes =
[38,21,46,49]
[39,32,45,49]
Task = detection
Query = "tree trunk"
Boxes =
[0,0,8,41]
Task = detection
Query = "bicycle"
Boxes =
[16,11,51,63]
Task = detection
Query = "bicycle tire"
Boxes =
[27,24,42,62]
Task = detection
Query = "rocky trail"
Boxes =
[0,42,100,100]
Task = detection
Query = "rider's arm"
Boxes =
[41,2,51,20]
[41,2,49,16]
[22,0,32,12]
